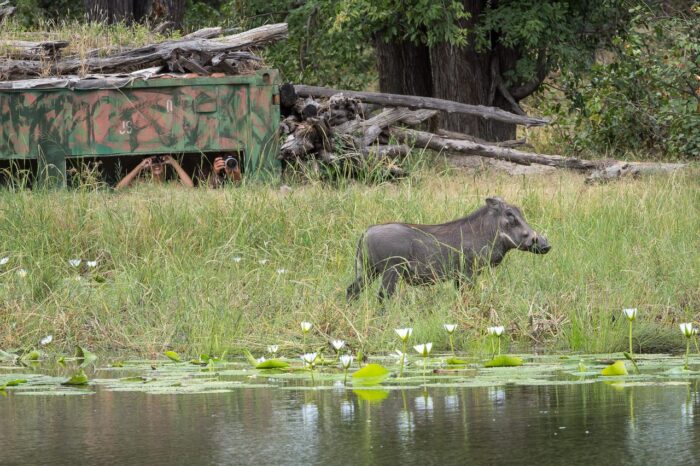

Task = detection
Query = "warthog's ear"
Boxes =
[485,197,505,210]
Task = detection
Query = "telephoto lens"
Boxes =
[224,157,239,170]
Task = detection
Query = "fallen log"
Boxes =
[585,161,688,184]
[391,127,600,170]
[0,23,287,79]
[336,107,437,134]
[0,1,15,21]
[436,129,531,148]
[294,84,549,127]
[0,40,69,59]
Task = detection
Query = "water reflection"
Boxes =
[0,382,698,465]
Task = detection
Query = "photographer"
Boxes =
[207,155,242,188]
[116,155,194,189]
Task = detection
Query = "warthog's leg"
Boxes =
[378,268,400,302]
[347,271,377,301]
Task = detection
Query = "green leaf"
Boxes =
[256,359,290,370]
[62,369,89,386]
[76,346,98,368]
[164,351,181,362]
[0,379,28,389]
[446,357,468,365]
[21,350,41,362]
[0,349,18,362]
[351,363,390,385]
[601,360,628,376]
[242,349,259,367]
[484,355,524,367]
[623,352,640,374]
[110,361,124,368]
[120,376,148,383]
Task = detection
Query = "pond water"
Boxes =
[1,355,699,465]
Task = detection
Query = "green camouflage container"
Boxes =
[0,69,281,184]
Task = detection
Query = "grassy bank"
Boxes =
[0,163,698,358]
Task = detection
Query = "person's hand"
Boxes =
[213,157,226,174]
[138,157,153,170]
[161,155,174,165]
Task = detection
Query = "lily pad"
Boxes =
[484,355,524,367]
[76,346,98,368]
[21,350,41,362]
[62,369,89,386]
[255,359,290,370]
[600,361,628,376]
[445,357,469,365]
[164,351,181,362]
[352,364,390,386]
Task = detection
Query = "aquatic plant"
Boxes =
[414,343,432,380]
[300,322,313,351]
[86,260,98,268]
[484,355,523,367]
[39,335,53,346]
[62,369,89,386]
[351,363,390,386]
[443,324,457,355]
[601,360,628,376]
[487,326,505,356]
[164,351,181,362]
[68,259,81,267]
[331,339,345,362]
[622,308,640,374]
[301,352,318,383]
[395,328,413,377]
[0,257,8,265]
[340,354,353,384]
[680,323,694,370]
[267,345,279,357]
[16,268,27,277]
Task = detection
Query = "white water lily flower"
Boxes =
[267,345,279,354]
[394,349,405,358]
[623,308,638,321]
[276,268,288,274]
[300,321,313,333]
[680,323,694,338]
[40,335,53,346]
[16,268,27,277]
[86,260,98,268]
[68,259,81,267]
[257,356,266,364]
[693,328,699,336]
[443,324,457,334]
[331,339,346,351]
[395,328,413,342]
[488,326,505,336]
[413,342,433,357]
[258,259,269,265]
[301,352,318,366]
[339,354,353,369]
[232,256,242,263]
[0,257,9,265]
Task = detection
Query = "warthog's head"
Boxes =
[486,197,551,254]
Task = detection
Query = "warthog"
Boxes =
[346,197,551,302]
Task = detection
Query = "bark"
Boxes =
[374,36,432,97]
[391,127,601,170]
[294,85,548,127]
[83,0,185,28]
[0,23,287,79]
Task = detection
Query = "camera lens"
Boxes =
[224,157,238,170]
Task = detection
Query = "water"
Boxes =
[1,378,698,465]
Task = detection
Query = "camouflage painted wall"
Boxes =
[0,70,281,181]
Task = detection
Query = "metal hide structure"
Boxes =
[0,69,281,185]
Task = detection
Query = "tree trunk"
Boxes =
[83,0,185,28]
[374,36,432,97]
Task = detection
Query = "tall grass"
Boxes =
[0,163,698,357]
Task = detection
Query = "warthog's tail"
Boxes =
[346,233,371,301]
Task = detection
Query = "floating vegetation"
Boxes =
[164,351,182,363]
[352,364,390,386]
[0,352,699,399]
[600,361,629,376]
[484,355,523,367]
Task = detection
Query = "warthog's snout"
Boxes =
[530,235,551,254]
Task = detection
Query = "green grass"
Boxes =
[0,162,698,358]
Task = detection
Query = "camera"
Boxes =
[151,155,165,164]
[223,156,239,170]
